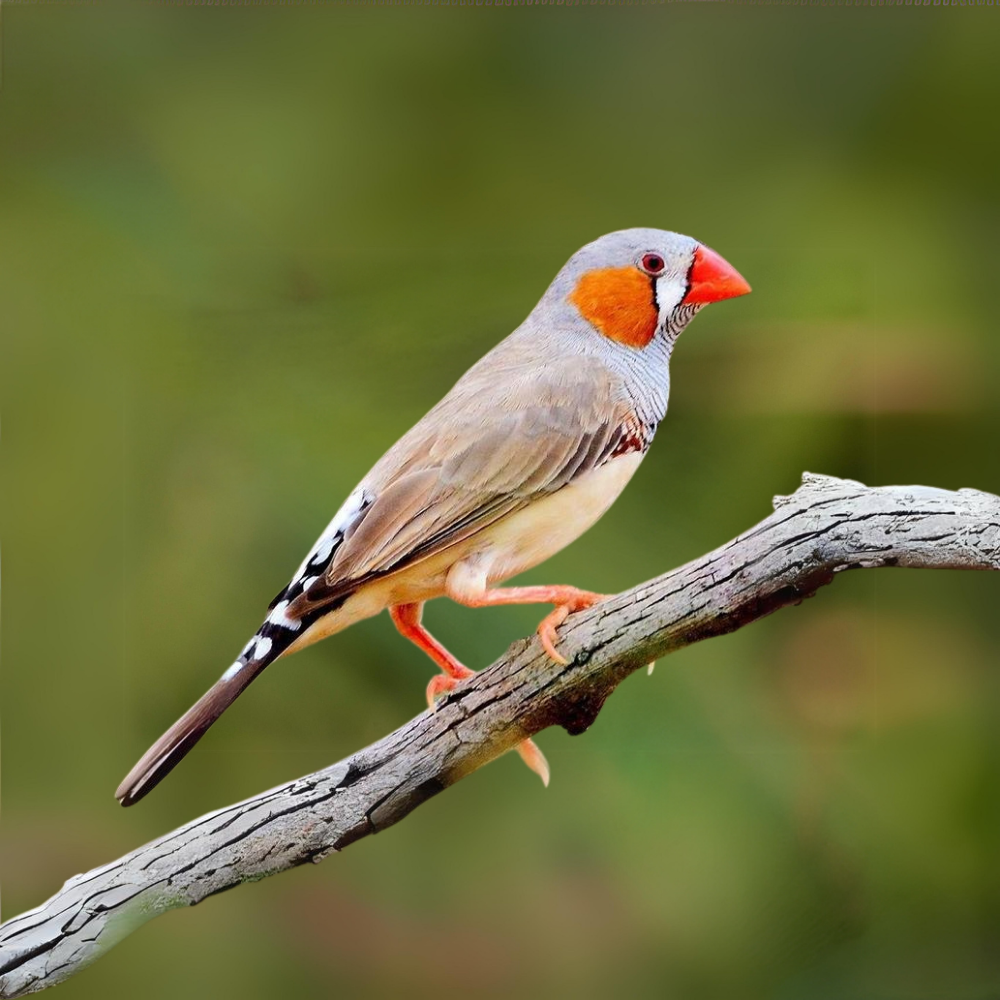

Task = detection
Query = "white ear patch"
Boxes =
[654,276,686,317]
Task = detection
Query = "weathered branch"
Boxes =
[2,473,998,997]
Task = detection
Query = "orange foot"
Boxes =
[389,602,550,786]
[424,668,474,711]
[516,737,550,788]
[457,585,608,666]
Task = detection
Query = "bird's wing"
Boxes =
[288,355,634,613]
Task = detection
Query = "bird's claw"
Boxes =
[517,738,550,787]
[425,665,475,710]
[426,671,550,787]
[537,591,608,665]
[538,606,571,664]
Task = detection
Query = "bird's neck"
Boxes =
[605,304,703,440]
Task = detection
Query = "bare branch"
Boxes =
[2,473,998,997]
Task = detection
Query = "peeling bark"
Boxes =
[1,473,998,997]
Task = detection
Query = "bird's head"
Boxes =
[554,228,750,350]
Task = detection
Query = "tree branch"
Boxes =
[2,473,998,997]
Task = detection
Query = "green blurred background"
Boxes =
[2,5,1000,998]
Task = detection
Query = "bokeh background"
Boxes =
[3,5,1000,998]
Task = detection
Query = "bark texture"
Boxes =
[2,473,998,997]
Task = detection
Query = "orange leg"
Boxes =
[389,602,549,786]
[389,602,474,708]
[454,585,607,666]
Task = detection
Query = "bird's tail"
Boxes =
[115,633,289,806]
[116,559,355,806]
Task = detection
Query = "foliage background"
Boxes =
[2,5,1000,998]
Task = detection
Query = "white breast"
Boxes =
[473,451,645,585]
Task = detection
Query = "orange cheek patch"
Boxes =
[569,267,658,349]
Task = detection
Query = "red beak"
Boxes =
[682,244,751,305]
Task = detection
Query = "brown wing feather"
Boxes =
[289,354,632,613]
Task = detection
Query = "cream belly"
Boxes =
[287,451,644,653]
[460,450,644,588]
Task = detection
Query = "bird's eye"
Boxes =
[641,253,666,275]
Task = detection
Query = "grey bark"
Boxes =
[1,473,998,997]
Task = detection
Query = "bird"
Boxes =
[115,228,750,806]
